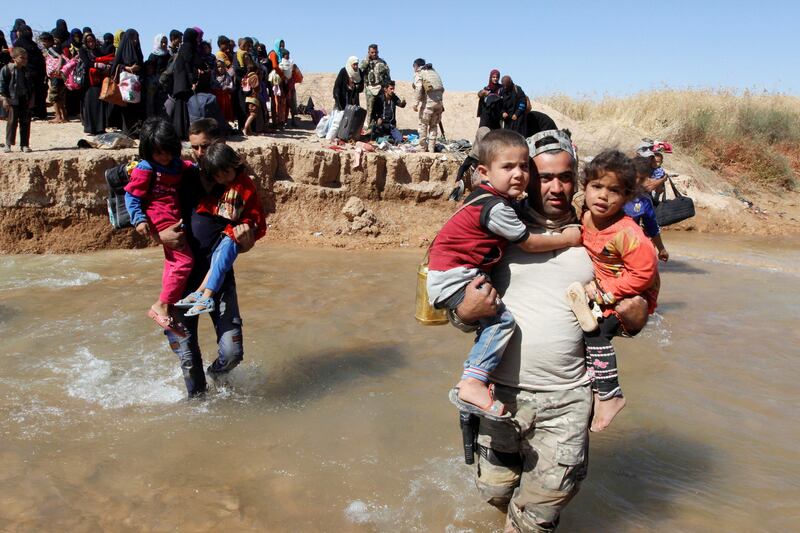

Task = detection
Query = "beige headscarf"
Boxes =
[345,56,361,83]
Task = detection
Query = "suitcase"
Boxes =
[337,104,367,141]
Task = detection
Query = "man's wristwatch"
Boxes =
[447,308,479,333]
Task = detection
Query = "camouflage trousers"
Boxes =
[476,384,592,532]
[418,101,443,151]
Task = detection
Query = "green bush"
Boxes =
[736,105,800,145]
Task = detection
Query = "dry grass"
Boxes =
[541,90,800,189]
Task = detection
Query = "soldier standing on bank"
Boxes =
[412,58,444,153]
[360,44,390,132]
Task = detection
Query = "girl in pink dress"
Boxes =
[124,117,195,336]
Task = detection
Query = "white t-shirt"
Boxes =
[490,227,595,391]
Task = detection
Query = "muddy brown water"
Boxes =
[1,234,798,532]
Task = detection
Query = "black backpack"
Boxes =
[104,162,135,229]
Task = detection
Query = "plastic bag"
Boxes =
[325,109,345,141]
[119,71,141,104]
[315,115,330,138]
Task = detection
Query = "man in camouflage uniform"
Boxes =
[451,131,652,531]
[411,58,444,152]
[360,44,391,131]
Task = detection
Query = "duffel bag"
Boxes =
[655,177,695,227]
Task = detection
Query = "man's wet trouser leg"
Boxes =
[166,282,244,397]
[477,384,592,532]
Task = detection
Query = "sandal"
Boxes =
[566,281,598,333]
[147,309,187,337]
[448,385,512,422]
[174,291,204,308]
[185,296,215,317]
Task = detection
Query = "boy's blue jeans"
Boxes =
[439,281,517,383]
[206,236,240,294]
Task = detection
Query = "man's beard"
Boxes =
[525,193,577,229]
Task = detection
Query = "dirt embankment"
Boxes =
[0,140,465,253]
[2,73,799,254]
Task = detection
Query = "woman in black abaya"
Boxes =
[171,28,201,139]
[14,25,48,120]
[109,29,144,135]
[79,34,112,134]
[499,75,527,135]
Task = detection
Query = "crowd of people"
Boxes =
[0,18,305,150]
[0,21,452,154]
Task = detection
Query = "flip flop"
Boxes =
[448,386,512,422]
[147,309,187,338]
[566,282,598,333]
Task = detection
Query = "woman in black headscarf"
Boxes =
[69,29,83,56]
[54,20,69,45]
[14,25,48,120]
[79,33,113,134]
[171,27,201,139]
[477,69,502,129]
[10,19,26,46]
[499,75,527,135]
[100,33,116,56]
[0,31,9,67]
[109,28,144,135]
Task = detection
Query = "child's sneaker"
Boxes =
[3,146,11,153]
[21,146,32,153]
[185,296,215,317]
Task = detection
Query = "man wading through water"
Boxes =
[157,118,256,396]
[453,130,648,531]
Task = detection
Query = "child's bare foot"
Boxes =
[458,377,505,416]
[590,392,626,432]
[150,301,170,317]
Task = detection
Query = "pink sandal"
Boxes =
[147,309,187,338]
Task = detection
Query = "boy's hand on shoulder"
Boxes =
[562,226,582,247]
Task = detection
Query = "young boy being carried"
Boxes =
[428,129,582,419]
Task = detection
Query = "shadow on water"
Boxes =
[259,343,406,403]
[565,431,716,531]
[0,304,15,325]
[654,300,687,312]
[660,259,708,275]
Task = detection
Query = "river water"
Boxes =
[1,234,798,532]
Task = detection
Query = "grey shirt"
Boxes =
[490,227,595,391]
